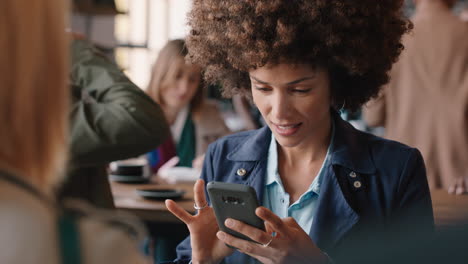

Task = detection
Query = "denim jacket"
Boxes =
[175,112,434,263]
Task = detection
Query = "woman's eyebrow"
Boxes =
[250,75,315,85]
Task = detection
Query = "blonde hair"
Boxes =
[0,0,69,192]
[147,39,203,113]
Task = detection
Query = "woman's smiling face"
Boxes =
[249,63,332,149]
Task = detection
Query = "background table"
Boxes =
[111,181,195,223]
[111,181,468,227]
[431,189,468,229]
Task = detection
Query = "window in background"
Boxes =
[115,0,191,89]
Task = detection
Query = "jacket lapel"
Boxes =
[310,164,359,250]
[227,127,271,202]
[311,112,376,251]
[226,113,377,251]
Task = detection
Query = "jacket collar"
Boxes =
[311,112,376,251]
[227,110,376,251]
[227,126,271,162]
[329,111,376,175]
[310,163,360,251]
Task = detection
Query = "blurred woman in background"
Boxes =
[147,39,229,172]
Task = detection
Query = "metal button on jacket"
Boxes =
[354,181,362,188]
[349,171,357,178]
[236,168,247,177]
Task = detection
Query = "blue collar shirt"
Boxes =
[262,122,335,235]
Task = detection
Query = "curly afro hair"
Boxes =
[186,0,412,112]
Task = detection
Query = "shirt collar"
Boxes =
[265,133,280,186]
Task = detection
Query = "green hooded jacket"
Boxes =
[57,39,169,208]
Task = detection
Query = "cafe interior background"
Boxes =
[73,0,468,89]
[68,0,468,263]
[73,0,468,132]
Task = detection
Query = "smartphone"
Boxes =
[207,181,265,242]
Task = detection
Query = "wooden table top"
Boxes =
[111,180,468,227]
[111,181,196,223]
[431,189,468,229]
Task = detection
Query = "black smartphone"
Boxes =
[207,181,265,242]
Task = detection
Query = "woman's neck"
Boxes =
[163,107,182,125]
[278,117,332,168]
[276,116,332,203]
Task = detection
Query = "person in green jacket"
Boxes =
[57,38,170,208]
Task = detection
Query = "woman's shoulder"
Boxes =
[0,182,58,263]
[363,130,420,156]
[338,117,419,157]
[0,181,55,225]
[356,129,425,172]
[336,118,424,174]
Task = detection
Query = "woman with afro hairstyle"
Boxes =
[166,0,434,263]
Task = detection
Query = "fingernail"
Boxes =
[217,231,225,239]
[225,219,234,227]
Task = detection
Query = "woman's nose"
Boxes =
[271,93,291,120]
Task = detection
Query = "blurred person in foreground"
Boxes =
[0,0,148,263]
[146,39,229,173]
[364,0,468,195]
[57,36,170,208]
[165,0,434,263]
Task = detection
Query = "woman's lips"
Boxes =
[177,95,188,101]
[272,122,302,136]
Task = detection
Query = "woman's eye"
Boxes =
[291,88,312,93]
[255,86,271,91]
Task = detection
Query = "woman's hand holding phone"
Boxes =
[165,179,234,264]
[216,206,328,264]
